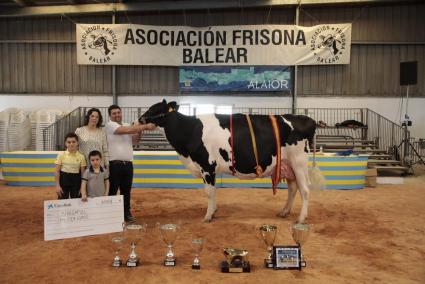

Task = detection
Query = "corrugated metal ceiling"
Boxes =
[0,0,421,18]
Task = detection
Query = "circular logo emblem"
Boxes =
[80,25,118,63]
[310,25,347,64]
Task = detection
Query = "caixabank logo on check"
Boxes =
[47,202,71,209]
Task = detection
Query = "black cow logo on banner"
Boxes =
[310,25,347,64]
[88,34,112,55]
[318,34,341,56]
[80,25,118,64]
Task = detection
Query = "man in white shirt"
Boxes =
[105,105,155,222]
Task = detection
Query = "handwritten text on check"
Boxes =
[44,195,124,241]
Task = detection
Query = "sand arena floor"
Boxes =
[1,166,425,284]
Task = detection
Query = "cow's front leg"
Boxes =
[202,172,217,222]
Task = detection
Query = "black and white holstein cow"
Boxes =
[140,100,319,223]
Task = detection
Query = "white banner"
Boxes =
[44,195,124,241]
[76,23,351,66]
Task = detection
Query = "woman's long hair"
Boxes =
[84,108,103,128]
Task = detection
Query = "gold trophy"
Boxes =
[290,223,310,268]
[191,238,204,270]
[158,223,180,266]
[221,248,251,273]
[125,223,147,267]
[257,224,277,268]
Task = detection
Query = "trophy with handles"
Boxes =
[125,223,147,267]
[157,223,180,266]
[112,222,126,267]
[290,222,310,268]
[112,236,124,267]
[257,224,277,268]
[191,238,204,269]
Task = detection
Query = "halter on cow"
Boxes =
[139,100,319,223]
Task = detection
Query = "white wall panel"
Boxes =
[1,95,424,138]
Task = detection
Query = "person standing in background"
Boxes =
[105,105,155,222]
[75,108,109,168]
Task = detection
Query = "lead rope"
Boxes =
[269,115,281,195]
[245,114,263,176]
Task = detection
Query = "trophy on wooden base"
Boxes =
[112,236,124,267]
[221,248,251,273]
[257,224,277,268]
[125,223,147,267]
[191,238,204,270]
[291,222,310,268]
[158,223,180,266]
[112,222,126,267]
[273,222,310,270]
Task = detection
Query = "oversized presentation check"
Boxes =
[44,195,124,241]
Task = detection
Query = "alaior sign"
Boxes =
[76,23,351,66]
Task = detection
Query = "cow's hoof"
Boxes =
[297,218,306,224]
[211,208,218,217]
[202,217,212,223]
[277,211,289,218]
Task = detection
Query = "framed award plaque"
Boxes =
[273,245,302,270]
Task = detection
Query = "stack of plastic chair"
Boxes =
[30,110,39,150]
[30,109,64,150]
[0,109,10,152]
[7,108,31,151]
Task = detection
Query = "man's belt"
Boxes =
[110,160,132,165]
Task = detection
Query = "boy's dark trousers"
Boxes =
[59,172,81,199]
[108,160,133,217]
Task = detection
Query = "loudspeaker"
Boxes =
[400,61,417,86]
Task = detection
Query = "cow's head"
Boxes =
[319,34,335,48]
[318,34,340,55]
[88,34,112,55]
[139,99,179,126]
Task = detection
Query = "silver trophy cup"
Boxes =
[125,223,147,267]
[158,223,179,266]
[112,222,126,267]
[112,236,124,267]
[290,223,310,267]
[191,238,204,269]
